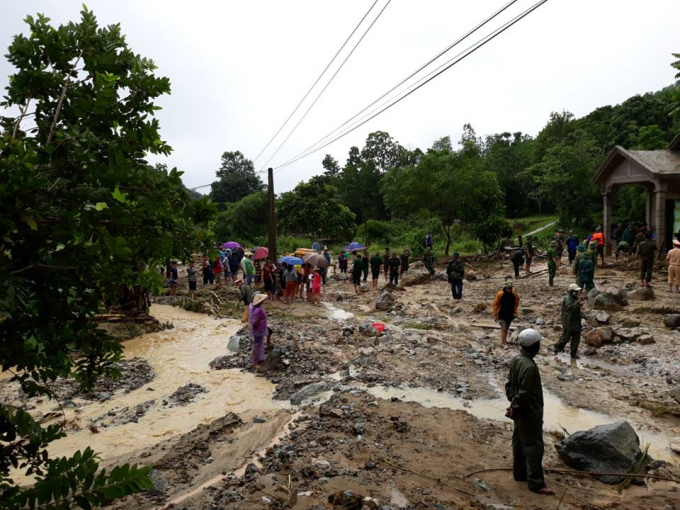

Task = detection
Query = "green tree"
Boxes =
[209,151,263,206]
[632,124,667,150]
[278,176,355,240]
[430,135,452,153]
[213,191,269,243]
[670,53,680,121]
[321,154,341,179]
[529,131,602,227]
[0,9,213,508]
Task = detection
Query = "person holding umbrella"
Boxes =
[249,294,269,370]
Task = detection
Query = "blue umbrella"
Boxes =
[345,241,366,252]
[279,256,304,266]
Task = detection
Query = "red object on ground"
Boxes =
[371,322,385,332]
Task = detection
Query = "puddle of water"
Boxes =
[14,305,287,482]
[366,385,676,462]
[323,302,355,321]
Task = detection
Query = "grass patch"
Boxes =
[509,215,558,236]
[402,323,435,330]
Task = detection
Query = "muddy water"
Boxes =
[366,385,677,462]
[28,305,287,471]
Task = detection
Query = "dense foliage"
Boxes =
[209,150,264,206]
[0,9,213,508]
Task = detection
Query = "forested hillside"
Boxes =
[212,69,680,254]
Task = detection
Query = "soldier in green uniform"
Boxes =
[636,232,657,287]
[554,283,583,358]
[577,255,594,291]
[351,253,363,294]
[382,248,391,281]
[446,252,465,300]
[388,253,401,285]
[572,245,586,285]
[423,247,436,276]
[505,329,554,496]
[524,236,535,274]
[362,251,369,283]
[370,252,383,290]
[546,241,559,286]
[400,249,410,275]
[555,230,565,264]
[511,247,525,278]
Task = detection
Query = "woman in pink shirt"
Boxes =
[311,268,322,306]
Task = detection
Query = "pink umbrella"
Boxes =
[253,247,269,260]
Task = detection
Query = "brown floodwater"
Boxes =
[15,305,287,483]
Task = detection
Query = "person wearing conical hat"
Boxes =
[249,293,269,369]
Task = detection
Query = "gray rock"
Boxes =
[616,327,645,342]
[592,287,628,311]
[584,327,614,348]
[587,288,601,301]
[663,314,680,329]
[376,291,396,311]
[290,381,330,405]
[149,469,168,491]
[670,385,680,404]
[472,478,490,492]
[554,421,646,484]
[636,334,655,345]
[401,268,432,287]
[450,306,462,315]
[594,312,611,324]
[584,346,598,356]
[209,355,231,370]
[627,286,656,301]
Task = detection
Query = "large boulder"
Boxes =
[375,291,396,311]
[627,286,656,301]
[401,268,432,287]
[209,355,231,370]
[663,314,680,329]
[584,327,614,348]
[615,327,646,343]
[592,287,628,311]
[555,421,646,484]
[290,381,330,405]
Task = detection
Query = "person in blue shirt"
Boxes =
[566,231,579,263]
[312,240,321,251]
[425,233,433,249]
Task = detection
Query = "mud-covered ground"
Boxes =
[5,256,680,509]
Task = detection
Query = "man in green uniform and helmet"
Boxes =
[554,283,584,358]
[572,245,586,285]
[546,241,559,286]
[423,247,436,276]
[505,328,555,496]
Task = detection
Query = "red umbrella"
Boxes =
[253,247,269,260]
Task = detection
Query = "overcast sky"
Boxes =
[2,0,679,193]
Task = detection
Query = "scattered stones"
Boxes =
[328,490,363,509]
[166,383,207,407]
[663,314,680,329]
[290,382,330,405]
[616,327,646,343]
[391,416,409,433]
[593,312,611,324]
[554,421,647,484]
[592,287,628,311]
[450,306,462,315]
[209,355,231,370]
[584,346,598,356]
[636,334,655,345]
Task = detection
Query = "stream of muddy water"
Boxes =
[15,305,287,481]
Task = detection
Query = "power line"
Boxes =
[258,0,392,173]
[275,0,519,168]
[275,0,548,173]
[252,0,380,164]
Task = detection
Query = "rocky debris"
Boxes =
[473,303,488,313]
[584,346,598,356]
[637,334,655,345]
[375,291,396,311]
[209,355,231,370]
[96,399,156,427]
[615,327,647,343]
[290,381,330,405]
[51,357,155,401]
[663,314,680,329]
[450,306,462,315]
[587,288,600,301]
[592,288,628,311]
[391,416,409,433]
[621,318,641,328]
[328,490,364,509]
[592,311,611,325]
[555,421,648,484]
[671,386,680,404]
[166,383,207,407]
[585,327,614,348]
[401,268,432,287]
[628,286,656,301]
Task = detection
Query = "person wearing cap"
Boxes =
[493,281,520,348]
[572,245,586,285]
[446,252,465,300]
[554,284,583,358]
[505,328,554,496]
[591,226,605,266]
[510,246,525,278]
[423,247,436,276]
[546,241,559,287]
[249,294,269,369]
[636,232,658,287]
[666,238,680,293]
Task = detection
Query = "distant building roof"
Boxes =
[592,134,680,185]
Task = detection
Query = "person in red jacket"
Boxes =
[591,227,605,266]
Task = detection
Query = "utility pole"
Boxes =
[268,168,277,262]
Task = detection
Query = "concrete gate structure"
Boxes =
[592,133,680,254]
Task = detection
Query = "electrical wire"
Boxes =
[274,0,519,168]
[274,0,548,173]
[252,0,380,164]
[257,0,392,173]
